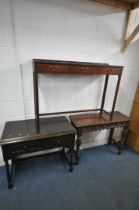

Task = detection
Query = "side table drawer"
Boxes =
[2,134,75,160]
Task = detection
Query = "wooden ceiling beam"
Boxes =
[133,2,139,9]
[122,7,139,51]
[89,0,139,51]
[89,0,133,11]
[122,10,132,51]
[123,24,139,50]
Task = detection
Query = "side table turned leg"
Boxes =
[108,127,115,145]
[75,132,81,164]
[118,125,128,155]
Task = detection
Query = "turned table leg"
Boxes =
[108,127,115,145]
[75,132,81,164]
[5,160,14,189]
[118,125,128,155]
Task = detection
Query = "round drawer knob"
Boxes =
[57,140,61,144]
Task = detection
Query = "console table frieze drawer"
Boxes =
[98,67,122,75]
[2,134,75,160]
[36,63,70,73]
[70,65,98,74]
[70,66,121,75]
[33,60,123,76]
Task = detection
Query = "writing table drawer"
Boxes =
[2,134,75,160]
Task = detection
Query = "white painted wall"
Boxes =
[0,0,139,165]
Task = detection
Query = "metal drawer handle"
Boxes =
[55,65,58,69]
[108,69,113,74]
[81,67,88,72]
[50,65,58,68]
[49,65,56,72]
[82,69,87,73]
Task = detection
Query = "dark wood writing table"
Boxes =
[0,116,76,189]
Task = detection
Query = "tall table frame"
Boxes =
[32,59,123,132]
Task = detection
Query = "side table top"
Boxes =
[70,111,130,128]
[1,116,76,145]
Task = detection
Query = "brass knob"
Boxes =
[57,140,61,144]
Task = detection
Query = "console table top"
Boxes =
[33,59,123,68]
[70,111,130,128]
[1,116,76,145]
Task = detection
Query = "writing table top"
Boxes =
[1,116,76,145]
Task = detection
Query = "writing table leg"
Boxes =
[5,160,14,189]
[69,147,73,172]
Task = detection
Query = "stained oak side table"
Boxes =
[0,116,76,189]
[70,111,130,163]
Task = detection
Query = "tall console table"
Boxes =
[33,59,130,162]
